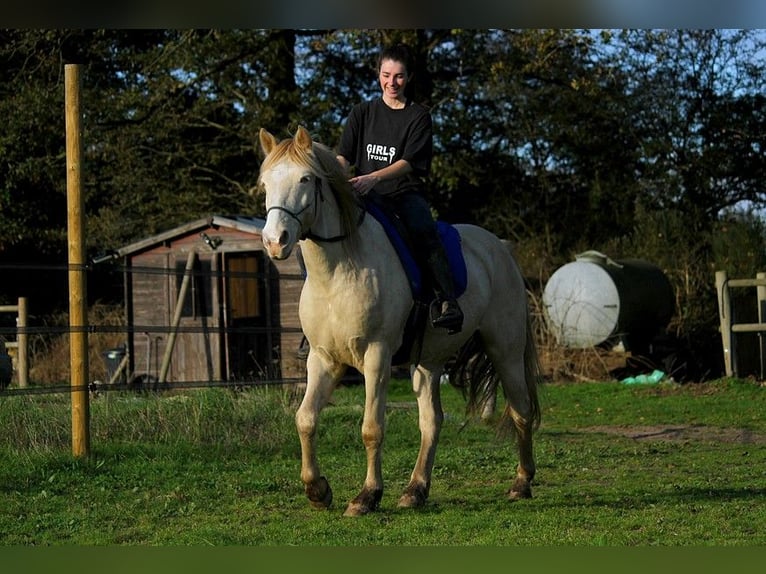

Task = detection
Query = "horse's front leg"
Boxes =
[344,346,390,516]
[398,365,443,509]
[296,350,342,510]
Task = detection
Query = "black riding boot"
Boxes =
[426,249,464,334]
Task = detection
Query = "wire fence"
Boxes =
[0,257,313,396]
[0,378,311,397]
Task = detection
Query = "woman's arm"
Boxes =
[348,159,412,195]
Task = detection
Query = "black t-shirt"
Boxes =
[337,97,433,197]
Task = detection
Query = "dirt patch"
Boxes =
[582,424,766,444]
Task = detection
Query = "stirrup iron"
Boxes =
[430,299,463,334]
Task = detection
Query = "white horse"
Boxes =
[256,126,540,516]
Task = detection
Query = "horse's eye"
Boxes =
[299,175,312,184]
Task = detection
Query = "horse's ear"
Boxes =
[294,126,313,151]
[259,128,277,156]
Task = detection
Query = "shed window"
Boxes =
[175,258,212,318]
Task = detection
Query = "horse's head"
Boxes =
[257,126,319,260]
[257,126,363,261]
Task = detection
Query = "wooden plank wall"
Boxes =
[126,224,307,385]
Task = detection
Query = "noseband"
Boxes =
[266,175,365,243]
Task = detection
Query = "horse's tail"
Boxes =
[447,309,541,432]
[519,307,542,432]
[447,331,497,418]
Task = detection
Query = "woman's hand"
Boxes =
[347,159,412,196]
[349,173,380,196]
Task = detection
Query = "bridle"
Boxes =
[266,174,365,243]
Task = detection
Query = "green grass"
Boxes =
[1,378,765,546]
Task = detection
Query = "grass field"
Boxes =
[1,377,765,546]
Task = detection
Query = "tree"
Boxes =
[2,28,765,377]
[0,29,306,307]
[603,29,766,224]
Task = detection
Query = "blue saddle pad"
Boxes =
[364,200,467,301]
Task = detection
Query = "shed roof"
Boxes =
[115,215,266,258]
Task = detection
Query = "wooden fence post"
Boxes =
[715,270,733,377]
[65,63,90,458]
[16,297,28,388]
[0,298,28,387]
[757,272,766,380]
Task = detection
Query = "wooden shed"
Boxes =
[114,215,305,386]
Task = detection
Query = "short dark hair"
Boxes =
[377,43,413,75]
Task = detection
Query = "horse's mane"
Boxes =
[259,135,363,245]
[311,142,364,241]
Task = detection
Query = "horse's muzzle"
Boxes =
[262,229,293,260]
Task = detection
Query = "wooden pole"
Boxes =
[715,270,733,377]
[158,250,196,384]
[65,64,90,458]
[757,272,766,380]
[16,297,28,388]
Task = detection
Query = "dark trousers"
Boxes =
[383,192,456,301]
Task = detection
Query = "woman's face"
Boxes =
[378,58,409,103]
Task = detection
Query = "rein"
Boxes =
[268,175,366,244]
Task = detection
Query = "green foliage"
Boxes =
[1,379,765,545]
[3,29,764,256]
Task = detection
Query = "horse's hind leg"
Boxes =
[398,364,443,509]
[483,335,537,501]
[505,391,536,501]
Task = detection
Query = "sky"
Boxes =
[3,0,766,28]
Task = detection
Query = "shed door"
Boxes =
[224,252,271,380]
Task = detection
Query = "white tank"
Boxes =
[543,251,674,350]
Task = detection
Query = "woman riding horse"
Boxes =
[257,125,541,516]
[336,43,464,333]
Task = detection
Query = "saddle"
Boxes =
[363,193,467,365]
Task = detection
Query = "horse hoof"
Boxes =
[508,478,532,501]
[306,476,333,509]
[398,484,428,509]
[343,501,370,517]
[343,487,382,516]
